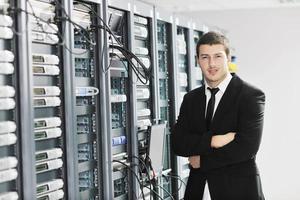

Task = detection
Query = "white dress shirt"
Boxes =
[205,73,232,117]
[202,72,232,200]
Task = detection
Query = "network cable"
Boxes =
[75,2,152,85]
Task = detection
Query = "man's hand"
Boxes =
[188,155,200,169]
[211,132,236,148]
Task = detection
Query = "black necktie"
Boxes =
[206,87,219,130]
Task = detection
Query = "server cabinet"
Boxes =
[71,1,104,199]
[106,2,133,199]
[173,16,193,200]
[0,1,21,199]
[154,8,176,200]
[132,1,157,199]
[26,0,68,199]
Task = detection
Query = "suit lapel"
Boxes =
[192,87,206,130]
[196,87,207,131]
[211,75,243,128]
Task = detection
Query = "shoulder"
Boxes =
[184,86,204,101]
[235,75,265,100]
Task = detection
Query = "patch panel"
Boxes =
[158,51,167,72]
[134,25,148,38]
[31,31,59,45]
[0,98,15,110]
[77,125,91,134]
[33,86,61,97]
[74,31,94,49]
[134,15,148,25]
[77,115,95,134]
[0,63,14,74]
[34,117,62,129]
[134,46,149,55]
[78,143,93,162]
[0,168,18,184]
[0,121,16,134]
[36,179,64,196]
[34,128,62,141]
[136,88,150,100]
[33,97,61,108]
[0,50,14,62]
[137,108,151,118]
[111,94,127,103]
[79,170,94,190]
[75,58,93,77]
[77,115,96,134]
[160,106,168,121]
[0,85,15,98]
[159,79,167,100]
[35,148,63,163]
[76,96,95,106]
[31,20,58,34]
[32,54,59,65]
[111,103,126,129]
[0,156,18,171]
[113,176,128,197]
[36,189,64,200]
[35,158,63,174]
[137,119,151,131]
[0,27,13,39]
[111,77,126,95]
[33,65,60,76]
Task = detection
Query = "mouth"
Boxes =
[208,68,218,76]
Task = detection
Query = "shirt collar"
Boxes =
[205,72,232,95]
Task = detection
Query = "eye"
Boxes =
[200,56,208,60]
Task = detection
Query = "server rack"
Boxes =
[132,1,158,199]
[27,0,67,199]
[154,7,176,200]
[0,1,21,199]
[106,1,133,199]
[173,16,193,200]
[70,1,104,199]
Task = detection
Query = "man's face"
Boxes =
[198,44,230,87]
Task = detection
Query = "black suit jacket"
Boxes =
[171,75,265,200]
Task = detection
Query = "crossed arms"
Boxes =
[171,88,265,171]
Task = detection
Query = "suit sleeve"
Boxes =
[201,88,265,171]
[171,95,213,157]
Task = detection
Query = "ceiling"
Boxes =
[138,0,300,12]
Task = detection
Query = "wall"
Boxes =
[183,7,300,200]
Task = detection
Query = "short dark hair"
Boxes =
[196,31,230,58]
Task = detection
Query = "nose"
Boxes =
[208,57,216,67]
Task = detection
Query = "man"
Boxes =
[171,31,265,200]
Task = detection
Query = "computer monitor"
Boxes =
[148,123,166,177]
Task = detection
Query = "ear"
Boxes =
[227,54,231,63]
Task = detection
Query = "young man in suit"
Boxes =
[171,31,265,200]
